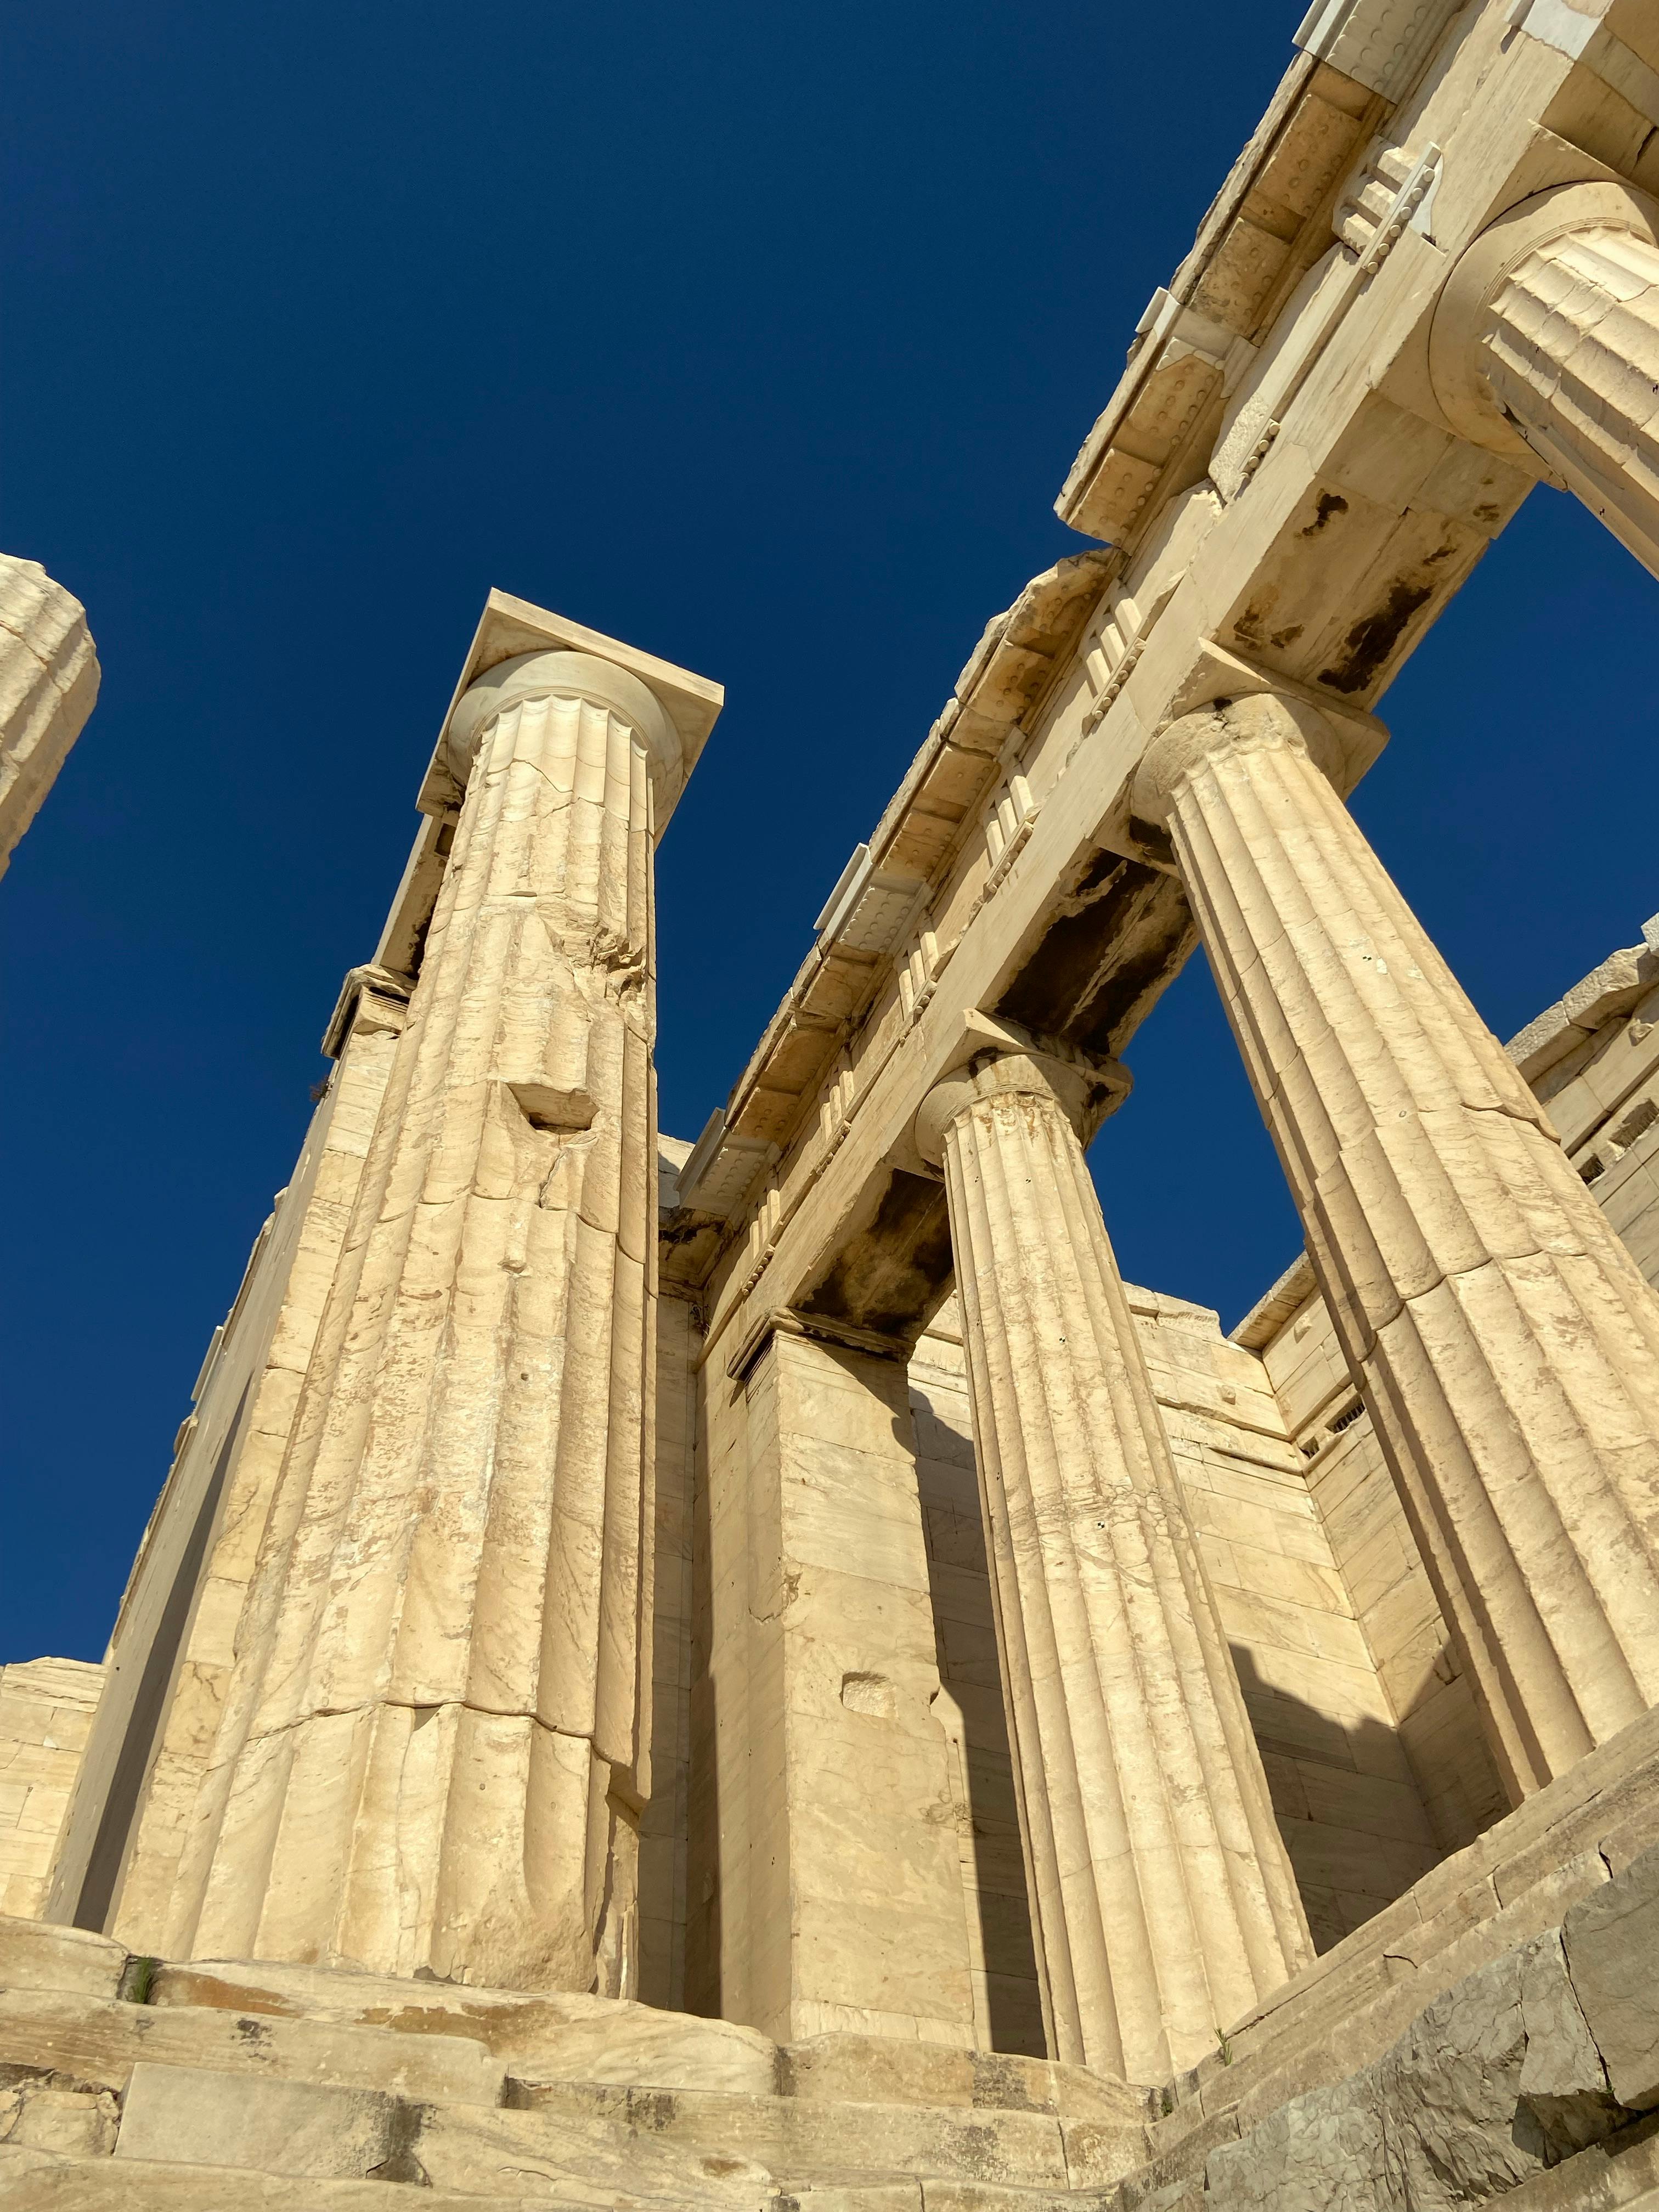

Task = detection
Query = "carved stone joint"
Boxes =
[321,962,414,1061]
[723,1305,911,1384]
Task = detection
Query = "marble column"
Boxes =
[0,552,100,875]
[1138,691,1659,1803]
[915,1051,1312,2084]
[174,645,697,1992]
[1431,181,1659,579]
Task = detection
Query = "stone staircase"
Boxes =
[0,1917,1149,2207]
[7,1760,1659,2210]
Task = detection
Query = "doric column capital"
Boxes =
[445,647,682,811]
[1131,690,1347,829]
[913,1045,1128,1168]
[1426,182,1659,578]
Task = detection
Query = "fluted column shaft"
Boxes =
[0,552,100,874]
[176,649,672,1991]
[918,1052,1311,2083]
[1144,693,1659,1803]
[1432,183,1659,579]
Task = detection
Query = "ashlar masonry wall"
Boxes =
[1221,920,1659,1947]
[1245,1269,1509,1864]
[687,1316,979,2049]
[0,1658,104,1917]
[909,1301,1045,2059]
[1128,1286,1444,1956]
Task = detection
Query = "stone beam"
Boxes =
[678,0,1652,1375]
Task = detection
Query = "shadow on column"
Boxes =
[1227,1641,1468,1954]
[683,1369,722,2021]
[910,1347,1046,2057]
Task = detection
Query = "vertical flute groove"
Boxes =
[173,669,665,1993]
[929,1062,1310,2082]
[1160,704,1659,1799]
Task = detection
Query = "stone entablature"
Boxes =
[671,32,1659,1383]
[656,0,1659,1405]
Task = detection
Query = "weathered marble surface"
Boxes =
[917,1048,1310,2083]
[1432,180,1659,582]
[0,1659,103,1917]
[1141,691,1659,1805]
[690,1324,980,2048]
[167,637,716,1994]
[0,553,98,876]
[0,1909,1147,2204]
[15,9,1659,2210]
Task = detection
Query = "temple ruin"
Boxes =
[6,0,1659,2203]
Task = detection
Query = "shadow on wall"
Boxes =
[1229,1641,1448,1955]
[911,1375,1046,2058]
[684,1391,721,2024]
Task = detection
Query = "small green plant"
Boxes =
[1159,2086,1174,2116]
[122,1956,159,2005]
[1216,2026,1233,2066]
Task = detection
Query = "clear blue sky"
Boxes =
[4,2,1655,1663]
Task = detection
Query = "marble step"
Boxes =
[14,2056,1143,2204]
[504,2076,1143,2192]
[0,2141,600,2210]
[110,2059,776,2204]
[0,1984,505,2107]
[0,2142,1135,2212]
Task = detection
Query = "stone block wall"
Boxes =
[687,1319,980,2048]
[0,1659,104,1917]
[1127,1287,1444,1954]
[1251,1277,1509,1860]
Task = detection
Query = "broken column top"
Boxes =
[419,588,724,833]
